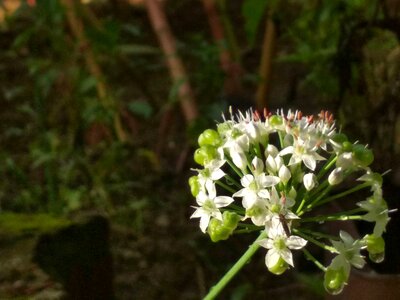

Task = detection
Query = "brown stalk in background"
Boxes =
[202,0,242,96]
[256,14,276,110]
[144,0,198,123]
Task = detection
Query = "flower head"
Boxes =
[190,108,390,295]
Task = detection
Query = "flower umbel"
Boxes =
[189,108,391,297]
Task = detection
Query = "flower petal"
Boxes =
[199,215,211,233]
[258,238,273,250]
[211,168,226,181]
[252,157,264,175]
[260,174,280,187]
[280,248,294,267]
[287,235,308,250]
[241,174,254,188]
[214,196,234,208]
[233,188,246,198]
[303,155,316,171]
[279,146,294,156]
[190,207,204,219]
[266,249,281,269]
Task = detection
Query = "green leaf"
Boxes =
[128,101,153,119]
[117,44,160,56]
[242,0,269,46]
[79,76,97,94]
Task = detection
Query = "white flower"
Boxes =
[357,192,390,236]
[233,171,279,208]
[357,170,383,194]
[233,157,280,207]
[265,187,298,220]
[190,182,234,233]
[279,138,326,171]
[303,173,317,191]
[244,198,269,226]
[331,231,366,270]
[238,120,268,144]
[258,217,307,268]
[196,159,226,187]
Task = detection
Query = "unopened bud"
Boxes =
[303,173,317,191]
[353,144,374,167]
[207,211,240,242]
[364,234,385,263]
[324,267,348,295]
[188,176,200,196]
[198,129,222,147]
[268,256,288,275]
[279,165,291,185]
[328,167,344,185]
[194,145,217,166]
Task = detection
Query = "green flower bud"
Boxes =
[269,115,283,127]
[324,267,348,295]
[188,176,200,197]
[198,129,222,147]
[364,234,385,263]
[342,141,353,152]
[207,212,240,242]
[222,211,241,230]
[217,122,230,136]
[331,133,348,144]
[352,144,374,167]
[268,256,288,275]
[194,145,217,166]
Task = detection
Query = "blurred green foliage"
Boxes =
[0,0,398,218]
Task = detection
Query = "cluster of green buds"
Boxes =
[189,108,392,295]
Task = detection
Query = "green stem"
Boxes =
[293,228,338,253]
[295,195,308,214]
[298,228,337,240]
[225,174,242,189]
[312,182,370,208]
[226,157,245,178]
[317,155,337,180]
[300,184,332,215]
[302,248,326,272]
[216,180,236,194]
[278,131,284,149]
[299,210,364,223]
[203,231,267,300]
[217,0,241,64]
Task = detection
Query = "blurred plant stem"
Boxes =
[216,0,241,67]
[256,13,276,110]
[61,0,127,142]
[144,0,198,123]
[202,0,242,96]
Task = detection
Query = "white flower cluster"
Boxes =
[189,108,391,294]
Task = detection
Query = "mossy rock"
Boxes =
[0,212,70,240]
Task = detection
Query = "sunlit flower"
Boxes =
[191,182,234,233]
[279,138,325,171]
[258,217,307,268]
